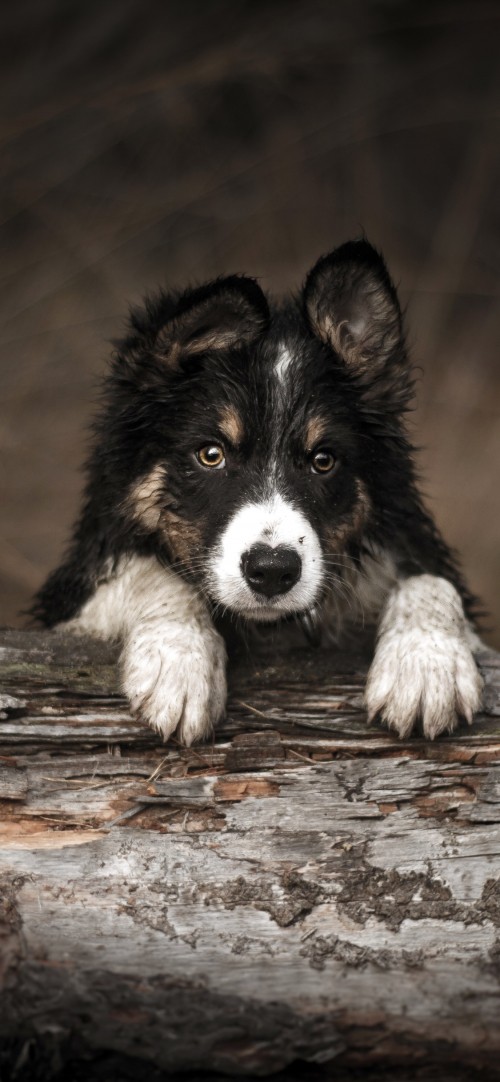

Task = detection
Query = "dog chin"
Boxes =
[239,604,296,623]
[212,592,313,623]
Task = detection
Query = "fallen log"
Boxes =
[1,628,500,1078]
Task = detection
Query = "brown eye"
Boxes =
[196,444,226,469]
[311,449,336,474]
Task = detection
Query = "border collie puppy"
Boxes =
[32,240,483,744]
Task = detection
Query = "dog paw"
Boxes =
[121,623,227,745]
[365,628,483,739]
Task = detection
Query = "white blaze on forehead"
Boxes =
[208,492,323,619]
[274,346,294,383]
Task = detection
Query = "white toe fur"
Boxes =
[64,554,227,744]
[365,574,483,739]
[122,621,226,745]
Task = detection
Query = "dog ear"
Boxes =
[303,240,407,393]
[154,275,269,366]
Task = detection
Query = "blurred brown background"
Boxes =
[1,0,499,642]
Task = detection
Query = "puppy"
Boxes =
[31,240,483,743]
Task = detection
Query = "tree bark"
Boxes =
[1,628,500,1077]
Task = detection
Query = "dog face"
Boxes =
[116,241,410,622]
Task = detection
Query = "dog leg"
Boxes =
[64,555,227,745]
[365,574,483,739]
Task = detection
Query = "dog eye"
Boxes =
[196,444,226,469]
[311,449,336,474]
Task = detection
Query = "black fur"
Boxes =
[31,240,477,628]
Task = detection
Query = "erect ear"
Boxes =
[303,240,405,384]
[154,275,269,367]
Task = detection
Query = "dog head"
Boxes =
[112,240,412,622]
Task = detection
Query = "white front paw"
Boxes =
[365,629,483,739]
[122,624,227,745]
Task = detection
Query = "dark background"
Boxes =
[1,0,499,643]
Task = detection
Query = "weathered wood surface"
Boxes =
[1,628,500,1077]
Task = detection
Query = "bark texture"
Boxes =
[1,629,500,1077]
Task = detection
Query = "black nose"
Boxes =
[241,544,302,598]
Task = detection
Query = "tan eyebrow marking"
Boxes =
[305,415,329,451]
[218,405,244,446]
